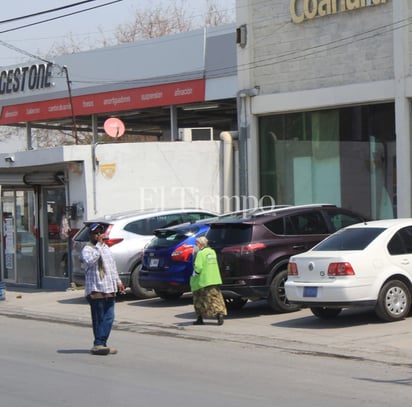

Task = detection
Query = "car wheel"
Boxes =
[130,263,156,299]
[267,268,301,313]
[155,290,184,300]
[224,297,248,310]
[310,307,342,319]
[375,279,411,322]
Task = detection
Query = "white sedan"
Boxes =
[285,218,412,322]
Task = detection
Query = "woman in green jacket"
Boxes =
[190,236,227,325]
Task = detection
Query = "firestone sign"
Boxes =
[290,0,388,24]
[0,63,53,95]
[0,79,206,125]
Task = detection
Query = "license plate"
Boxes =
[149,258,159,268]
[303,286,318,297]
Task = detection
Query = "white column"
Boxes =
[394,0,411,217]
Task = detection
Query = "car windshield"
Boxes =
[313,227,385,251]
[148,226,200,249]
[207,224,253,248]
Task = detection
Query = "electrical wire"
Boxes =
[0,1,408,88]
[64,15,410,87]
[0,1,98,25]
[0,0,123,34]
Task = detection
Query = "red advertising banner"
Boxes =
[0,79,205,125]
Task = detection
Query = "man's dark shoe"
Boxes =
[90,345,110,355]
[193,316,204,325]
[217,313,224,326]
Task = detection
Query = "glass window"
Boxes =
[259,103,396,220]
[207,224,252,248]
[288,212,329,235]
[327,211,365,231]
[148,226,200,249]
[125,220,151,235]
[390,227,412,255]
[387,233,405,255]
[151,214,183,230]
[182,212,215,223]
[265,218,284,235]
[313,227,384,251]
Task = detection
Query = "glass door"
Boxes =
[41,187,70,289]
[1,190,37,285]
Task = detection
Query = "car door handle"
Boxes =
[401,259,410,265]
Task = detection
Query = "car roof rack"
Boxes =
[218,205,290,219]
[217,203,338,220]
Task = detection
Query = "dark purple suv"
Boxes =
[206,204,368,313]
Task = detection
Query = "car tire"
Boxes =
[130,263,157,299]
[375,279,411,322]
[310,307,342,319]
[224,297,248,310]
[155,290,184,300]
[267,268,301,313]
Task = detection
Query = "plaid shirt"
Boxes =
[82,242,122,296]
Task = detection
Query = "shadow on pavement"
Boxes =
[273,307,381,329]
[57,349,91,354]
[58,296,88,305]
[127,295,193,308]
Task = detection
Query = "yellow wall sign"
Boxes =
[290,0,388,24]
[99,163,116,179]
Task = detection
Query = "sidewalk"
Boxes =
[1,286,412,366]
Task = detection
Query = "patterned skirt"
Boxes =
[192,285,227,318]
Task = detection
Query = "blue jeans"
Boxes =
[87,296,115,347]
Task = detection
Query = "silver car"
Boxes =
[71,208,217,298]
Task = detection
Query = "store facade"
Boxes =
[0,24,238,289]
[236,0,407,220]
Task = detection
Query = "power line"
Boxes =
[64,15,410,87]
[0,1,98,25]
[0,0,123,34]
[0,0,124,65]
[1,2,406,87]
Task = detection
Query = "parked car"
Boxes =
[139,221,212,300]
[285,218,412,322]
[138,209,273,303]
[206,204,368,312]
[71,208,217,297]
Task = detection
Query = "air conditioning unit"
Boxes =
[178,127,213,142]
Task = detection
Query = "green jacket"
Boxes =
[190,246,222,292]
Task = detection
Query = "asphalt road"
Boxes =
[1,288,412,367]
[1,316,411,407]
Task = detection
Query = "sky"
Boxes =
[0,0,236,67]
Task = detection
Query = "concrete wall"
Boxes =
[70,141,223,222]
[247,0,394,95]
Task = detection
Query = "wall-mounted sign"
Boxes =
[0,63,53,95]
[290,0,388,24]
[0,79,205,125]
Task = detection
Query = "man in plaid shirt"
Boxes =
[82,223,125,355]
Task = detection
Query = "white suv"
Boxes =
[71,208,217,297]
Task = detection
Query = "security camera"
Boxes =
[4,156,15,163]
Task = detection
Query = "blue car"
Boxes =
[139,221,211,300]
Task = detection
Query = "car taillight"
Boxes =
[104,238,124,247]
[327,262,355,276]
[221,243,266,254]
[171,243,194,262]
[288,262,298,276]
